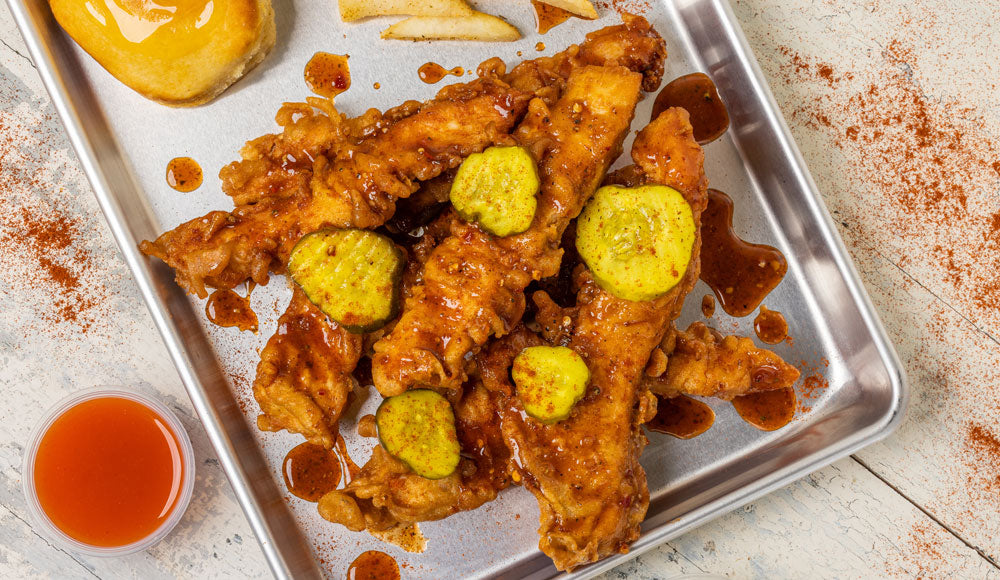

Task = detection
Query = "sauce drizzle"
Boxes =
[282,442,342,502]
[166,157,202,192]
[535,41,546,51]
[418,62,463,84]
[652,72,730,145]
[754,306,789,344]
[205,288,258,332]
[347,550,400,580]
[700,189,788,317]
[701,294,716,318]
[647,395,715,439]
[732,387,796,431]
[304,52,351,98]
[531,0,573,34]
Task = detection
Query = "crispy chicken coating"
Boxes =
[316,382,512,531]
[486,108,708,571]
[252,206,457,448]
[644,322,801,400]
[253,286,362,449]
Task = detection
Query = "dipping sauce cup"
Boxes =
[23,388,195,556]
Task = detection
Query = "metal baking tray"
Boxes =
[8,0,907,577]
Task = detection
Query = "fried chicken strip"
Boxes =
[373,56,662,396]
[316,382,511,531]
[140,79,532,298]
[487,109,708,570]
[643,322,800,401]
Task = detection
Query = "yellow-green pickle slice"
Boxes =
[376,390,461,480]
[287,228,404,333]
[449,145,540,237]
[576,184,696,302]
[512,346,590,423]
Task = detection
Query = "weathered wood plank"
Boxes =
[603,459,999,579]
[728,0,1000,567]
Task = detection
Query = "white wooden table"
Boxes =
[2,1,998,578]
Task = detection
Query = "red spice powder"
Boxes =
[1,77,112,335]
[596,0,651,14]
[775,41,1000,327]
[799,373,828,399]
[896,521,947,578]
[965,423,1000,491]
[0,198,104,332]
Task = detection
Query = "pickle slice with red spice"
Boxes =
[375,389,460,479]
[576,184,696,302]
[288,228,404,333]
[512,345,590,423]
[449,145,540,237]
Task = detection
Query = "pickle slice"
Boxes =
[449,145,540,237]
[288,228,404,333]
[576,184,696,302]
[376,389,461,479]
[512,346,590,424]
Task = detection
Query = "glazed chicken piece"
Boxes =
[253,287,362,449]
[373,55,662,397]
[643,322,801,401]
[140,78,532,298]
[316,382,512,531]
[487,108,708,570]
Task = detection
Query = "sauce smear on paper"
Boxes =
[206,288,258,332]
[304,52,351,98]
[732,387,797,431]
[33,397,185,547]
[283,442,342,502]
[652,73,730,144]
[166,157,202,192]
[754,306,789,344]
[647,395,715,439]
[418,62,463,84]
[701,294,716,317]
[700,189,788,317]
[347,550,400,580]
[531,0,573,34]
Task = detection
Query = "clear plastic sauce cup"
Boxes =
[22,388,195,556]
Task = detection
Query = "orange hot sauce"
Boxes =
[33,397,185,547]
